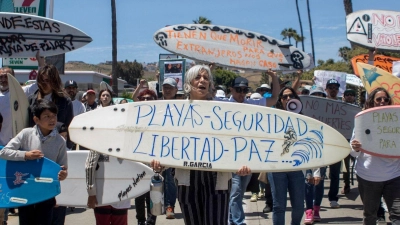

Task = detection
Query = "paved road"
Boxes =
[6,177,390,225]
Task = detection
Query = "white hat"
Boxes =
[216,90,226,98]
[260,84,271,89]
[250,93,262,99]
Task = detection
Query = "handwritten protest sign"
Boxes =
[0,12,92,57]
[355,106,400,158]
[347,10,400,51]
[346,74,363,87]
[314,70,347,96]
[69,100,350,172]
[153,24,311,71]
[351,54,400,76]
[300,95,361,139]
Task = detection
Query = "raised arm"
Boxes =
[131,79,148,101]
[291,70,302,91]
[266,70,279,107]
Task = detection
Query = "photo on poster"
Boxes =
[159,59,185,91]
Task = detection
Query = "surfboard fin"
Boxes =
[278,63,293,68]
[278,44,292,48]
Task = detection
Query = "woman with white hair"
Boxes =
[151,65,251,225]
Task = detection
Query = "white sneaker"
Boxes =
[330,201,340,208]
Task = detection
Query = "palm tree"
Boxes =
[338,46,351,61]
[306,0,315,63]
[281,28,298,45]
[111,0,118,94]
[343,0,355,49]
[295,0,305,51]
[293,33,306,48]
[193,16,211,24]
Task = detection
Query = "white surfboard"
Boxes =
[56,151,154,207]
[8,73,29,137]
[69,100,350,172]
[153,24,311,71]
[354,106,400,158]
[346,10,400,51]
[0,12,92,57]
[300,95,361,140]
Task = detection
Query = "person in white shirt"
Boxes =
[64,80,85,117]
[350,87,400,225]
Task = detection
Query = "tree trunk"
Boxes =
[343,0,353,15]
[111,0,118,95]
[296,0,305,51]
[306,0,315,64]
[343,0,356,49]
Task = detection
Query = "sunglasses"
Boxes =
[327,86,339,90]
[375,97,390,103]
[235,87,249,93]
[139,96,154,101]
[281,94,295,100]
[344,94,355,97]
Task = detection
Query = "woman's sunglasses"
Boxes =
[235,87,250,93]
[139,97,154,101]
[281,94,295,100]
[374,97,390,103]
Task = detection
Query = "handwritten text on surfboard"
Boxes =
[374,112,399,149]
[155,25,306,69]
[0,16,73,56]
[112,103,324,167]
[118,171,146,201]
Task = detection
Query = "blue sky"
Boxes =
[48,0,400,64]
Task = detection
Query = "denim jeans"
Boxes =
[163,168,177,208]
[268,171,305,225]
[229,173,252,225]
[328,161,341,202]
[305,167,326,209]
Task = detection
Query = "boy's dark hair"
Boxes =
[0,112,3,123]
[33,99,58,118]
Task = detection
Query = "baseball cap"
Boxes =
[215,90,226,98]
[86,89,96,95]
[326,79,340,88]
[344,89,356,95]
[310,86,326,97]
[231,77,248,87]
[162,77,177,88]
[64,80,77,88]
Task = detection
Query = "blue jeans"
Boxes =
[328,161,341,202]
[163,168,177,207]
[229,173,252,225]
[268,171,305,225]
[305,167,326,209]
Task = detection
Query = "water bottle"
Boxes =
[150,173,164,216]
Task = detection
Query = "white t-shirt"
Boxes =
[350,130,400,182]
[0,90,12,146]
[72,99,85,117]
